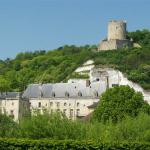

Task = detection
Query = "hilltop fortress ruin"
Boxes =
[98,20,133,51]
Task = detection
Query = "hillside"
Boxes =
[0,30,150,91]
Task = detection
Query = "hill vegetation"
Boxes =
[0,29,149,91]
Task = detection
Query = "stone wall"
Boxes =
[98,39,132,51]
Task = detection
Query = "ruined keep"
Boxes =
[98,20,132,51]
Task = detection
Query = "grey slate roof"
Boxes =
[0,92,20,99]
[22,81,107,99]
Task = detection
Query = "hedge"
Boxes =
[0,139,150,150]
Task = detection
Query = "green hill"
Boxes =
[0,30,150,91]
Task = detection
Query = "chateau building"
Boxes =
[22,80,107,120]
[0,92,29,121]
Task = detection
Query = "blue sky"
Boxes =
[0,0,149,60]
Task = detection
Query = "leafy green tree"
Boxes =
[93,85,150,123]
[0,76,10,92]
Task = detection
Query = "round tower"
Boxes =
[108,20,127,40]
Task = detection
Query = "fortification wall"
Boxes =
[98,40,117,51]
[116,39,132,49]
[98,39,132,51]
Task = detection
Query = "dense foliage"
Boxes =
[0,139,150,150]
[0,30,149,91]
[0,114,18,137]
[93,85,150,123]
[0,45,92,91]
[0,112,150,143]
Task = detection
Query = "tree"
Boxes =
[0,114,18,137]
[93,85,150,123]
[0,76,10,92]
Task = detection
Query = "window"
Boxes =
[51,109,53,113]
[52,92,55,97]
[70,109,73,118]
[63,109,67,115]
[64,102,67,106]
[57,109,60,112]
[76,109,80,116]
[38,102,41,108]
[77,102,79,107]
[10,110,14,115]
[94,91,99,97]
[96,78,99,81]
[12,102,14,106]
[78,91,82,97]
[56,102,60,107]
[45,103,47,107]
[65,92,69,97]
[50,102,53,106]
[40,91,43,97]
[10,110,14,119]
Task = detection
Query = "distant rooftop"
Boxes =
[23,81,106,99]
[0,92,20,100]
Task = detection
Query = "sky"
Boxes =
[0,0,149,60]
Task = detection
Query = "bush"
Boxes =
[18,112,84,139]
[0,114,18,137]
[0,139,150,150]
[93,85,150,123]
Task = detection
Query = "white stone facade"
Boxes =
[0,93,29,121]
[29,98,99,120]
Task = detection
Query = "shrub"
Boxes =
[0,114,18,137]
[93,85,150,123]
[0,139,150,150]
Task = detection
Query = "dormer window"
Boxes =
[52,92,55,97]
[65,92,69,97]
[40,91,43,98]
[78,91,82,97]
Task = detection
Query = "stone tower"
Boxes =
[108,20,126,40]
[98,20,132,51]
